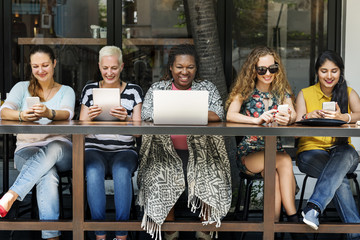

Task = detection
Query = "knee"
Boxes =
[45,141,68,161]
[276,153,293,169]
[38,168,59,187]
[339,145,359,164]
[86,164,104,180]
[113,163,133,178]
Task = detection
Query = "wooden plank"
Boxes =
[275,222,360,233]
[83,221,264,232]
[18,38,106,45]
[72,134,85,240]
[17,37,193,46]
[263,136,277,240]
[0,221,73,230]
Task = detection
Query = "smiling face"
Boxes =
[170,54,197,90]
[255,54,276,91]
[99,55,124,87]
[318,59,340,93]
[30,52,56,83]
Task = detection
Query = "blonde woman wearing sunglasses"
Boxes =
[226,46,306,240]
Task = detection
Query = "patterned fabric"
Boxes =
[137,134,232,240]
[237,89,287,170]
[141,79,224,121]
[80,82,143,151]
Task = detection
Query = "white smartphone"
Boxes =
[26,96,40,108]
[322,101,336,111]
[277,104,289,113]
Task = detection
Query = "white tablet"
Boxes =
[92,88,121,121]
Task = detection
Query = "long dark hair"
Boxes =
[315,50,348,145]
[161,44,200,81]
[28,45,56,101]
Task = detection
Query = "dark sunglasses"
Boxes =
[255,64,279,75]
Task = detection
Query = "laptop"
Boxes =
[153,90,209,125]
[92,88,121,121]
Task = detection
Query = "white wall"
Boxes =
[344,0,360,150]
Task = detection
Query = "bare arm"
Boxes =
[131,103,142,121]
[208,111,221,122]
[226,95,276,125]
[347,89,360,123]
[1,104,69,121]
[32,103,70,120]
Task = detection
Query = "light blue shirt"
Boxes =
[2,81,75,119]
[0,81,76,151]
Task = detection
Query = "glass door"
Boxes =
[10,0,109,114]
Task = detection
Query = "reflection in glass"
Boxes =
[232,0,327,95]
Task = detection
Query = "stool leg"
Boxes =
[352,176,360,211]
[243,179,254,221]
[235,177,245,215]
[59,175,64,219]
[297,175,309,215]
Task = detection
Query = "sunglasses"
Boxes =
[255,64,279,75]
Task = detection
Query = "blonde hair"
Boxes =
[99,46,123,65]
[226,46,293,109]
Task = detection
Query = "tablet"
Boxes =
[92,88,121,121]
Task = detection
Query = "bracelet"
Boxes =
[302,113,308,120]
[345,113,351,123]
[50,109,56,120]
[18,111,23,122]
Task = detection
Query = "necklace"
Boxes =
[44,82,55,101]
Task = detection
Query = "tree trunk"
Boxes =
[185,0,228,101]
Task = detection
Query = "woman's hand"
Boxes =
[256,109,277,125]
[305,109,323,119]
[110,106,128,121]
[88,105,102,120]
[32,103,52,119]
[275,108,291,125]
[320,102,341,119]
[21,108,40,122]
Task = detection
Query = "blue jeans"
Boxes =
[85,149,138,237]
[297,144,360,240]
[11,140,72,239]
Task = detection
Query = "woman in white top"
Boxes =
[0,45,75,240]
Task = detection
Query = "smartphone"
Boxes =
[322,101,336,111]
[277,104,289,113]
[26,96,40,108]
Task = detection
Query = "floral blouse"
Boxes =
[237,88,288,162]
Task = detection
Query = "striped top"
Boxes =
[80,81,143,151]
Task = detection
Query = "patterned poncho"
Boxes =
[137,134,232,240]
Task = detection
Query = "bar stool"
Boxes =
[296,173,360,240]
[233,171,263,240]
[58,170,73,219]
[8,171,72,240]
[297,172,360,215]
[234,171,263,220]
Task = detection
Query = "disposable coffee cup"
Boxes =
[90,25,100,38]
[100,28,107,38]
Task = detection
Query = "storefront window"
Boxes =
[121,0,192,93]
[232,0,328,95]
[11,0,108,111]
